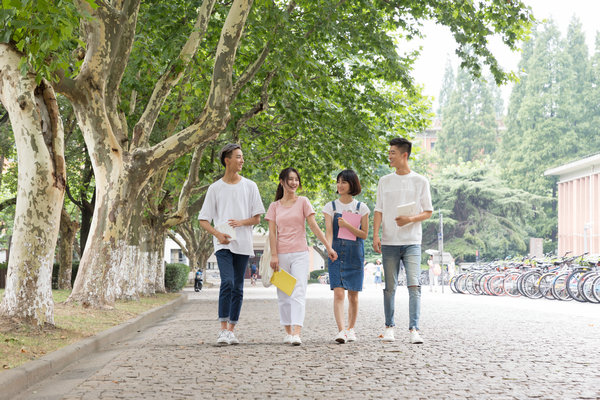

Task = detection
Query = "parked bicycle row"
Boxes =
[448,254,600,303]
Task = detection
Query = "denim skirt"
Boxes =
[328,237,364,292]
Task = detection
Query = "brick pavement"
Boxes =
[15,283,600,400]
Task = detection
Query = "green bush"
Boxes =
[164,263,190,292]
[0,262,7,270]
[309,269,327,280]
[51,261,80,289]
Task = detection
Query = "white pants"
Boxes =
[277,251,309,327]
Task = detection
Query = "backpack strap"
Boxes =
[356,201,361,212]
[331,200,337,211]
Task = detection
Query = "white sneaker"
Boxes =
[346,328,357,342]
[283,334,293,344]
[228,331,239,345]
[291,335,302,346]
[410,329,423,344]
[217,330,230,345]
[382,327,395,342]
[334,330,347,344]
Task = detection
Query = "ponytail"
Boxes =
[275,183,284,201]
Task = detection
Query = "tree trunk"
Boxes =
[62,0,252,307]
[58,207,80,290]
[0,44,66,325]
[78,190,95,258]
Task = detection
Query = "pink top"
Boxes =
[265,196,315,254]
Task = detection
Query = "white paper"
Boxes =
[215,222,237,241]
[396,201,418,217]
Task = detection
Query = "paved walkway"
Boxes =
[15,283,600,399]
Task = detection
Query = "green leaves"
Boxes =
[423,160,548,261]
[1,0,92,83]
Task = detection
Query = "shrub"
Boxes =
[51,261,80,289]
[309,269,327,280]
[164,263,190,292]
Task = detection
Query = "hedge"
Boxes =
[164,263,190,292]
[51,261,80,289]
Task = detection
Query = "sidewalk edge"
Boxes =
[0,293,188,400]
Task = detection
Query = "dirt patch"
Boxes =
[0,292,180,371]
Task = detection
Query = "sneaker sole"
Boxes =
[292,342,302,346]
[382,338,395,342]
[410,340,423,344]
[335,338,346,344]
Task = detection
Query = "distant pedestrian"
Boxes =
[323,169,370,344]
[374,262,383,288]
[265,167,337,346]
[198,143,265,346]
[250,263,257,286]
[373,137,433,344]
[428,255,439,292]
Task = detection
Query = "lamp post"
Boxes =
[438,210,444,293]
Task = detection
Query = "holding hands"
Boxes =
[327,246,338,262]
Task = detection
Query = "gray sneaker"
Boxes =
[217,330,230,345]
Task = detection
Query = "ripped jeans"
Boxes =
[382,244,422,330]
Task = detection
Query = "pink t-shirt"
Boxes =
[265,196,315,254]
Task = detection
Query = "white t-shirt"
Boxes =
[198,177,265,256]
[374,171,433,245]
[322,199,370,217]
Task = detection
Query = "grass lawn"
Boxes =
[0,289,180,371]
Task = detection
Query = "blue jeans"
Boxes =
[215,249,249,325]
[382,244,422,330]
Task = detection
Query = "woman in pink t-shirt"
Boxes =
[265,167,337,346]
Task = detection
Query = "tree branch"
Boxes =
[232,69,275,141]
[65,184,83,208]
[0,197,16,212]
[167,231,189,255]
[130,0,217,149]
[230,44,271,102]
[131,0,254,173]
[164,145,206,228]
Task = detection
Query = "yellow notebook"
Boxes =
[270,269,297,296]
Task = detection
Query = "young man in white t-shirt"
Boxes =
[373,137,433,344]
[198,144,265,345]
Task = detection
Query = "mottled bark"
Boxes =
[58,207,80,290]
[58,0,253,308]
[0,44,66,325]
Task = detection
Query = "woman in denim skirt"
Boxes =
[324,170,370,344]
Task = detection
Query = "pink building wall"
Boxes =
[546,154,600,256]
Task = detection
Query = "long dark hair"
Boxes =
[275,167,302,201]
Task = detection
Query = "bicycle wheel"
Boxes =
[538,273,557,300]
[579,272,600,303]
[486,274,505,296]
[455,273,468,294]
[465,274,477,295]
[592,275,600,302]
[551,273,572,301]
[520,271,543,299]
[449,275,461,293]
[565,269,587,302]
[503,271,521,297]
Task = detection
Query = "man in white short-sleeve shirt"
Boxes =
[198,144,265,346]
[373,137,433,344]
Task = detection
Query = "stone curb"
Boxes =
[0,293,188,400]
